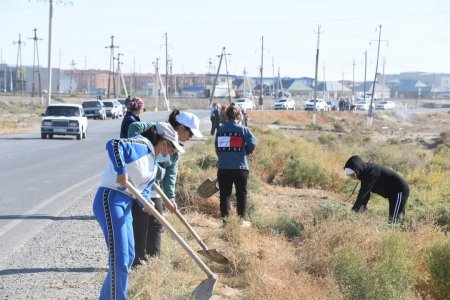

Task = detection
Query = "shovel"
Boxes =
[126,181,217,300]
[153,183,229,265]
[197,178,219,198]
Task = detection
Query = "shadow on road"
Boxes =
[0,266,107,276]
[0,214,95,221]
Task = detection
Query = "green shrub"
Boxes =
[426,239,450,299]
[333,122,345,132]
[333,234,414,300]
[253,215,304,239]
[281,157,331,188]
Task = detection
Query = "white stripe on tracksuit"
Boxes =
[392,192,402,223]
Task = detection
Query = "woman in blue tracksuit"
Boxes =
[92,122,184,300]
[344,155,410,223]
[215,104,257,225]
[126,109,203,265]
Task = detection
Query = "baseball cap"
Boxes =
[345,168,356,175]
[176,112,203,138]
[155,122,185,153]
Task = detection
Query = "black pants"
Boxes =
[388,185,410,223]
[132,197,163,262]
[217,169,249,219]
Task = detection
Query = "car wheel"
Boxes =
[82,129,87,139]
[76,133,81,140]
[41,133,47,139]
[48,134,53,139]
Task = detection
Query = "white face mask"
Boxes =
[155,142,171,163]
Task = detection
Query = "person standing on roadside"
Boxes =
[344,155,410,224]
[215,104,257,226]
[127,109,203,266]
[210,102,221,135]
[92,123,184,300]
[120,98,145,138]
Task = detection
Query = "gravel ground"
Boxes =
[0,188,106,300]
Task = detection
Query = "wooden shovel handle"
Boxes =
[126,181,216,279]
[153,183,210,251]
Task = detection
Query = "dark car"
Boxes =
[82,99,107,120]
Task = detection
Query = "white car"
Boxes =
[304,99,327,111]
[355,101,374,111]
[102,99,122,119]
[273,97,296,110]
[235,98,256,110]
[41,103,88,140]
[375,101,396,110]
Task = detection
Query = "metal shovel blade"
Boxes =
[198,249,230,265]
[192,275,217,300]
[197,178,219,198]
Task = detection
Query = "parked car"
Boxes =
[117,98,128,115]
[102,99,121,119]
[375,101,396,110]
[41,103,88,140]
[304,99,327,111]
[82,99,106,120]
[326,100,338,111]
[273,97,296,110]
[235,97,256,110]
[355,100,374,111]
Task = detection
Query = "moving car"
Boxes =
[41,103,88,140]
[235,97,256,110]
[273,97,296,110]
[82,99,106,120]
[375,101,396,110]
[304,99,327,111]
[102,99,122,119]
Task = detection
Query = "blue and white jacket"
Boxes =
[100,135,156,202]
[215,120,257,170]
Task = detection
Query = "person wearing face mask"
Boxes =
[127,109,203,266]
[92,122,184,300]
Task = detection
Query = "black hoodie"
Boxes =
[344,155,409,211]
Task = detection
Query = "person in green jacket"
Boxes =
[127,109,203,266]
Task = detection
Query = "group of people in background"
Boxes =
[91,95,409,299]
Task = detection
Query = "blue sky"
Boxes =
[0,0,449,81]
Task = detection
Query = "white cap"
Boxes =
[176,112,203,138]
[155,122,185,153]
[345,168,356,175]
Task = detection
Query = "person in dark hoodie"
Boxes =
[344,155,410,224]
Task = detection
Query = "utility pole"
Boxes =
[223,51,232,104]
[272,57,275,99]
[46,0,53,105]
[368,24,387,126]
[312,25,323,124]
[165,32,169,99]
[115,53,123,96]
[133,56,136,95]
[152,58,160,110]
[57,48,61,93]
[209,47,226,106]
[352,59,356,101]
[341,72,345,98]
[259,36,264,109]
[105,35,119,98]
[28,28,43,98]
[363,51,367,102]
[69,59,76,95]
[13,34,25,96]
[381,57,386,101]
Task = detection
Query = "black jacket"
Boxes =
[344,155,409,211]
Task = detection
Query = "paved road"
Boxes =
[0,109,210,264]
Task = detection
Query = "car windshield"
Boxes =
[103,102,113,107]
[82,101,100,108]
[118,99,125,105]
[45,106,80,117]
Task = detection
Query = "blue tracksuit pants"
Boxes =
[93,187,135,300]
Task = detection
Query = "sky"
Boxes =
[0,0,449,81]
